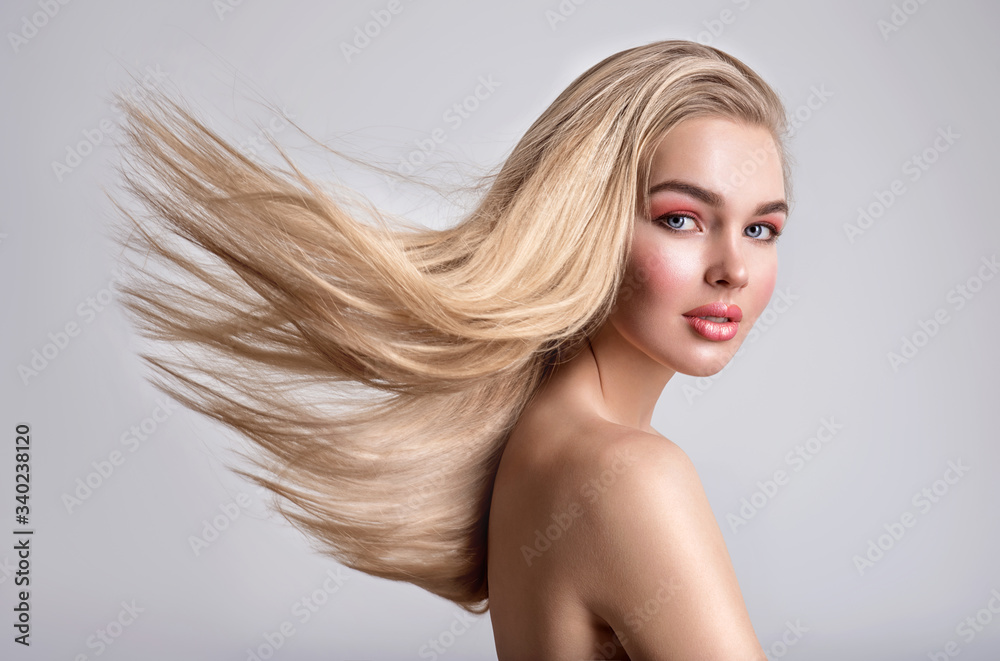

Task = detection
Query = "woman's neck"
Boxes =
[540,322,675,434]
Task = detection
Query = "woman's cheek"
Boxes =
[613,247,691,351]
[746,260,778,326]
[637,243,698,309]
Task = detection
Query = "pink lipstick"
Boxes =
[682,302,743,341]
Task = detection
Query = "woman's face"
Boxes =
[609,116,788,377]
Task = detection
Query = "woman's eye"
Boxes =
[745,223,772,240]
[662,214,696,231]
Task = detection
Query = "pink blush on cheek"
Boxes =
[748,266,778,323]
[636,243,701,301]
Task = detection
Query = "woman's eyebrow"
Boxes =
[649,179,788,216]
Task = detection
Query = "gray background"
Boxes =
[2,0,999,659]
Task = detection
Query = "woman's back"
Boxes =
[488,367,637,659]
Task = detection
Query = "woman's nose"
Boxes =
[704,234,749,289]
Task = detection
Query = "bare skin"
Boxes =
[487,116,788,660]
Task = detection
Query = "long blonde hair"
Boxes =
[107,39,788,613]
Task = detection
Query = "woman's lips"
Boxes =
[682,302,743,341]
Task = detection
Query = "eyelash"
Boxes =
[655,213,783,245]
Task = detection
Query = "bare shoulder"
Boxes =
[500,419,692,529]
[500,423,697,572]
[562,428,768,660]
[545,424,697,520]
[581,427,694,491]
[490,413,765,658]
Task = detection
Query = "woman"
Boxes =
[488,112,786,660]
[109,39,788,659]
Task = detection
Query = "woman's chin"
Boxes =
[673,346,742,377]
